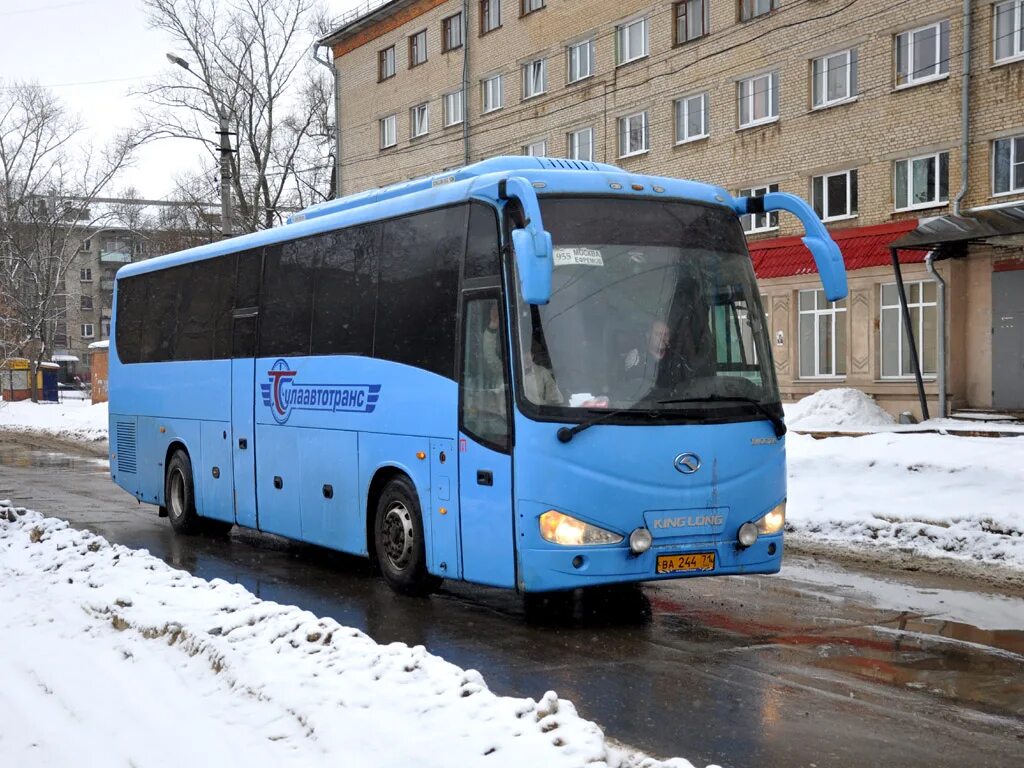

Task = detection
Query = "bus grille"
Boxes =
[539,158,600,172]
[115,421,137,474]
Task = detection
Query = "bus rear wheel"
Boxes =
[373,477,440,596]
[166,450,201,535]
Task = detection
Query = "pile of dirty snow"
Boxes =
[0,398,107,442]
[0,502,702,768]
[784,388,894,431]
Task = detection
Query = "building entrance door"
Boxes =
[992,268,1024,410]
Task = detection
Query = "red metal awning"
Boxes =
[749,220,920,280]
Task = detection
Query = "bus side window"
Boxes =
[311,224,378,357]
[461,297,509,451]
[465,202,500,280]
[259,243,317,357]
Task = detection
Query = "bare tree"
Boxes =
[139,0,334,233]
[0,82,142,401]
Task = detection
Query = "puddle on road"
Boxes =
[0,444,109,474]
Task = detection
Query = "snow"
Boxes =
[0,502,702,768]
[87,339,110,349]
[0,398,108,442]
[785,388,895,430]
[786,431,1024,574]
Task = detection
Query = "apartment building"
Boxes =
[321,0,1024,415]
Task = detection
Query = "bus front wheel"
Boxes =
[166,450,202,535]
[373,477,440,596]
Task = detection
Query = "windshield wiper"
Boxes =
[657,396,787,438]
[556,407,659,443]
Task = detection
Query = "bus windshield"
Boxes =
[514,196,779,420]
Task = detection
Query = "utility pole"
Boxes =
[217,114,234,238]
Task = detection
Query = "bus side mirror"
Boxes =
[733,192,848,302]
[501,176,552,305]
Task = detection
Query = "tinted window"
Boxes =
[142,265,185,362]
[235,248,262,309]
[311,223,379,356]
[115,275,148,363]
[464,202,501,279]
[461,295,509,451]
[177,255,235,361]
[259,242,317,357]
[376,206,466,378]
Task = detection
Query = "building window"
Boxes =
[482,74,503,112]
[740,0,779,22]
[409,29,427,67]
[616,18,648,65]
[442,13,463,52]
[522,58,546,99]
[738,184,779,232]
[380,115,397,148]
[812,49,857,108]
[567,127,594,161]
[995,1,1024,63]
[481,0,501,33]
[80,268,92,282]
[81,323,95,339]
[994,135,1024,194]
[895,152,949,210]
[881,281,937,378]
[812,169,858,221]
[524,139,547,156]
[80,295,93,310]
[798,290,847,378]
[378,46,395,81]
[100,318,111,338]
[675,92,709,143]
[410,103,429,137]
[443,90,464,127]
[738,71,779,127]
[618,111,648,157]
[521,0,544,15]
[674,0,707,45]
[567,39,594,83]
[895,20,950,87]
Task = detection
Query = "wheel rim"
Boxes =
[169,468,186,520]
[381,501,414,570]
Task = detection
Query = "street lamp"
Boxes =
[166,52,234,239]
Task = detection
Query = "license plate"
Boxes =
[656,552,716,574]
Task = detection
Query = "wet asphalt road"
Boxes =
[1,431,1023,768]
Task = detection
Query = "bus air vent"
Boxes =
[115,421,137,474]
[538,158,600,172]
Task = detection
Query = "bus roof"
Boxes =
[117,156,734,280]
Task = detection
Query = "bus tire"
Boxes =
[373,477,440,596]
[166,450,201,535]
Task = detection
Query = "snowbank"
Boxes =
[786,432,1024,575]
[0,502,701,768]
[0,398,107,442]
[784,388,895,430]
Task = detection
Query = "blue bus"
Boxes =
[109,157,846,595]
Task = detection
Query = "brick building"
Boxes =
[320,0,1024,416]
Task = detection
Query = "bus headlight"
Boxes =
[755,502,786,535]
[539,510,623,546]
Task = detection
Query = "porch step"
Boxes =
[949,409,1024,423]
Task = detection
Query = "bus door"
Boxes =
[231,308,259,528]
[458,291,516,588]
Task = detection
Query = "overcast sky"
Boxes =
[0,0,362,200]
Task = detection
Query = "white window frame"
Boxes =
[880,281,937,379]
[410,103,429,138]
[379,114,397,149]
[737,71,779,128]
[738,183,779,233]
[812,48,857,109]
[993,135,1024,195]
[80,323,95,339]
[894,152,949,211]
[100,318,111,338]
[567,127,594,161]
[443,90,464,127]
[994,0,1024,63]
[674,92,709,144]
[618,111,649,158]
[567,39,594,83]
[798,289,847,379]
[80,268,92,282]
[522,58,546,99]
[895,20,950,88]
[481,74,503,113]
[616,17,648,66]
[812,169,858,221]
[524,139,547,156]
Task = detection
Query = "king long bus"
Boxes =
[109,156,846,595]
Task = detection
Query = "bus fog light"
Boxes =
[628,527,653,555]
[737,523,759,548]
[539,510,623,546]
[755,502,786,535]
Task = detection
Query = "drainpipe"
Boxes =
[952,0,972,215]
[312,43,343,198]
[925,250,948,418]
[461,0,470,166]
